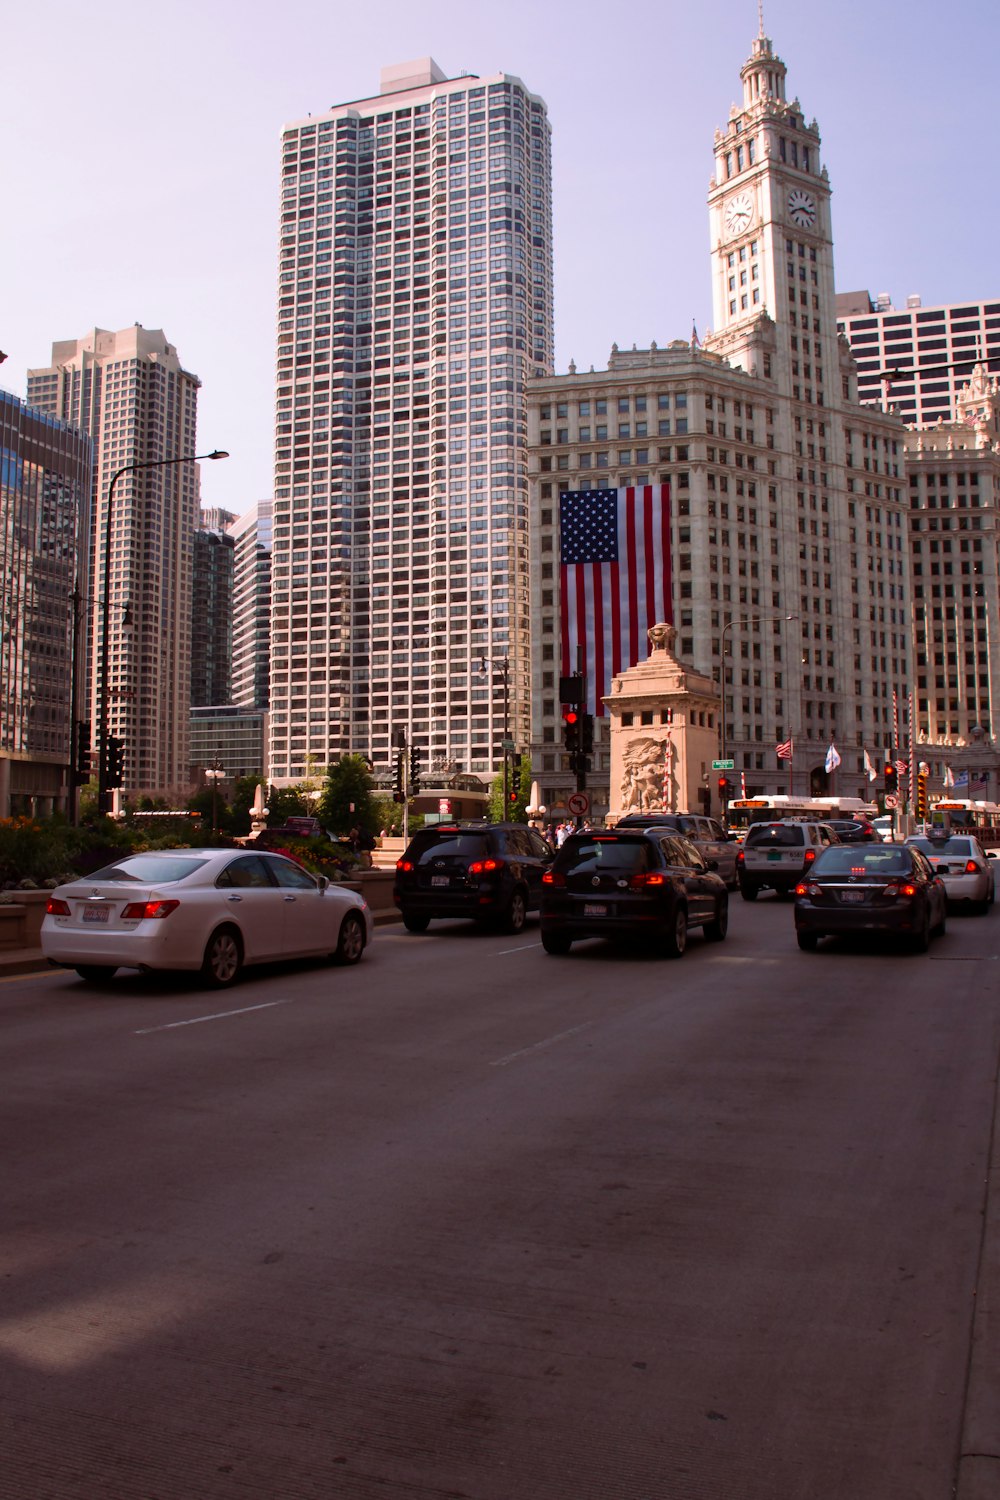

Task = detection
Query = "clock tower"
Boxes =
[706,26,840,399]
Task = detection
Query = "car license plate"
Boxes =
[840,890,866,903]
[583,902,608,917]
[431,875,450,887]
[83,905,110,923]
[767,852,783,862]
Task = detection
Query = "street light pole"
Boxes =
[206,756,225,835]
[97,449,228,814]
[480,654,511,809]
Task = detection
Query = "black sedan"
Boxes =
[793,843,947,952]
[540,829,728,958]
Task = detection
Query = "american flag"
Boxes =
[776,738,794,759]
[560,485,672,715]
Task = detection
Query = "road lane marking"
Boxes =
[491,1021,595,1068]
[495,941,542,955]
[134,998,294,1034]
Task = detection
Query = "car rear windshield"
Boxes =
[908,837,974,856]
[812,847,912,876]
[557,836,654,875]
[746,824,805,848]
[409,831,490,863]
[84,855,210,884]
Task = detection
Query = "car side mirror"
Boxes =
[318,875,329,892]
[707,859,718,871]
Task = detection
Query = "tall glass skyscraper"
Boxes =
[269,59,553,785]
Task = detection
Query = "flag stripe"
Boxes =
[560,485,672,716]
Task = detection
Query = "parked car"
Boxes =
[41,848,373,986]
[393,822,553,933]
[540,828,728,958]
[737,820,840,900]
[614,811,739,887]
[824,817,880,845]
[793,842,947,951]
[903,834,996,913]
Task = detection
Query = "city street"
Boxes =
[2,897,999,1499]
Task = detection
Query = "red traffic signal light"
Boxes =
[508,789,518,803]
[562,709,579,725]
[718,776,728,792]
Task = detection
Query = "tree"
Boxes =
[266,784,309,825]
[487,753,531,823]
[315,755,379,837]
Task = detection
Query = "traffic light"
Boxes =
[508,787,519,805]
[718,775,729,799]
[579,712,594,755]
[106,735,126,789]
[562,707,580,753]
[916,772,928,821]
[75,720,91,785]
[884,763,897,795]
[392,749,405,803]
[409,744,422,793]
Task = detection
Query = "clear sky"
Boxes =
[3,0,997,517]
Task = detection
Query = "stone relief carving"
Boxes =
[620,737,668,813]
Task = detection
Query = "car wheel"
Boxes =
[541,931,572,955]
[201,926,243,987]
[402,913,430,933]
[911,910,931,954]
[703,898,728,942]
[796,930,819,952]
[75,965,118,983]
[935,904,948,934]
[739,881,758,902]
[503,888,527,934]
[332,911,365,965]
[660,906,688,959]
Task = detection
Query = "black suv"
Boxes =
[393,822,554,934]
[540,828,728,958]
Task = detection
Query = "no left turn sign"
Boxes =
[567,791,590,816]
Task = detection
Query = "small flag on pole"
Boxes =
[776,738,794,760]
[863,748,877,783]
[824,743,841,774]
[944,765,955,788]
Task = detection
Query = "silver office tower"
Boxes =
[269,59,553,785]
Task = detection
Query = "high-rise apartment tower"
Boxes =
[270,59,553,785]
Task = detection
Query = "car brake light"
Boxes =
[468,857,503,876]
[965,860,980,874]
[630,871,667,889]
[803,848,816,863]
[46,896,71,915]
[882,882,917,899]
[795,882,821,897]
[542,870,565,886]
[396,859,413,872]
[120,900,180,920]
[736,850,745,865]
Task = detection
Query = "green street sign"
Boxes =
[712,758,735,770]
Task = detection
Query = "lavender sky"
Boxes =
[3,0,997,515]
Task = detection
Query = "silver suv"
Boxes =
[737,819,839,900]
[615,812,739,888]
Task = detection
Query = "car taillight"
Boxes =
[736,850,745,865]
[803,848,816,863]
[46,897,71,915]
[882,882,917,899]
[629,871,667,889]
[468,858,503,876]
[542,870,565,886]
[795,882,821,897]
[965,860,980,874]
[120,900,180,920]
[396,859,413,872]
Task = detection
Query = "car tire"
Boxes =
[503,888,527,934]
[935,905,948,934]
[75,964,118,983]
[703,899,729,942]
[201,926,243,987]
[739,881,758,902]
[332,911,365,965]
[796,930,819,952]
[912,910,932,954]
[541,931,572,955]
[402,913,430,933]
[660,905,688,959]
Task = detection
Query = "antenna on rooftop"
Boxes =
[758,0,765,36]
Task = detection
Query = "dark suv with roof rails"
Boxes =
[393,822,554,934]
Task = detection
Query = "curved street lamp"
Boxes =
[97,449,228,814]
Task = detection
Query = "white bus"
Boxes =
[726,794,877,837]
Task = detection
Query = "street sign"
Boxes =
[712,758,735,771]
[567,791,590,816]
[885,793,899,809]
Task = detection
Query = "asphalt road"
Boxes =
[3,896,999,1500]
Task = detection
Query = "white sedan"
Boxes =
[41,848,373,986]
[904,835,996,914]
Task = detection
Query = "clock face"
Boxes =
[787,188,817,228]
[724,192,754,237]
